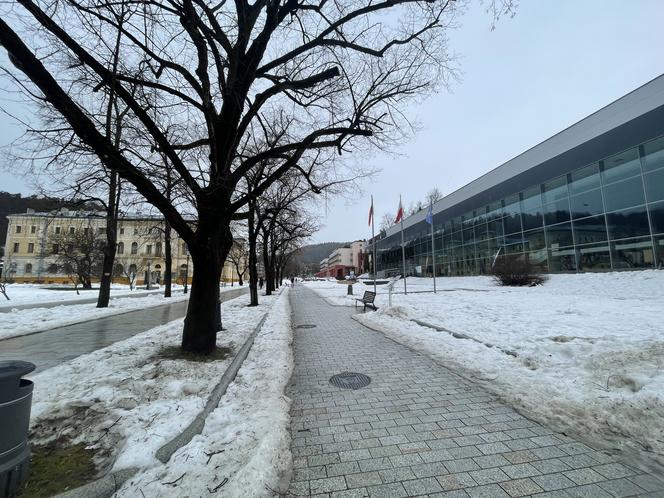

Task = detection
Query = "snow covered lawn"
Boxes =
[0,285,241,340]
[0,283,164,307]
[27,290,285,485]
[116,288,294,498]
[306,272,664,461]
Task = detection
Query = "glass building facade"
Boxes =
[375,108,664,276]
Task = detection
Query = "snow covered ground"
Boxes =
[306,272,664,462]
[27,290,284,485]
[0,285,241,340]
[116,289,294,498]
[0,283,166,307]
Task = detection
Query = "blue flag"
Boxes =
[425,204,433,225]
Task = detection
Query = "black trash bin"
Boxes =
[0,361,35,498]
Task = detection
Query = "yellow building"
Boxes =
[2,209,246,285]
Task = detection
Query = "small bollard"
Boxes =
[0,360,36,498]
[347,284,353,295]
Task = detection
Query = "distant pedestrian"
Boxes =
[259,277,264,289]
[290,276,295,286]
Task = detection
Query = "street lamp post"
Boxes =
[184,251,190,294]
[146,260,151,290]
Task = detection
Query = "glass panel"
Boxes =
[525,250,548,272]
[643,136,664,172]
[521,190,543,230]
[546,222,574,248]
[578,244,611,271]
[487,201,503,220]
[649,200,664,234]
[542,176,568,204]
[570,189,604,219]
[487,219,504,238]
[611,237,655,269]
[606,205,651,240]
[548,247,577,272]
[656,235,664,269]
[602,147,641,184]
[573,215,607,245]
[505,241,524,255]
[544,198,571,225]
[603,176,646,212]
[644,168,664,203]
[523,229,546,252]
[570,163,600,195]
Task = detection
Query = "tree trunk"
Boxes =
[164,220,172,298]
[181,222,232,354]
[248,201,259,306]
[262,229,272,296]
[97,172,118,308]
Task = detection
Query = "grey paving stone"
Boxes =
[310,476,348,494]
[466,484,511,497]
[469,467,510,485]
[402,476,443,495]
[327,461,361,477]
[564,468,606,485]
[410,461,449,478]
[499,477,543,497]
[359,457,393,472]
[437,472,478,491]
[366,482,409,498]
[597,478,646,497]
[565,483,613,497]
[533,473,576,491]
[501,463,540,479]
[472,455,510,469]
[346,471,383,489]
[331,488,369,498]
[378,467,416,483]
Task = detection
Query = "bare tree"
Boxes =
[379,213,394,232]
[425,187,443,206]
[227,239,248,286]
[49,221,105,291]
[1,0,514,353]
[0,281,8,301]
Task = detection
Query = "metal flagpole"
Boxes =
[430,202,437,294]
[371,195,377,295]
[400,195,407,295]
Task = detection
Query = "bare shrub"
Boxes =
[491,256,547,287]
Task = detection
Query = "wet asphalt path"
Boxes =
[0,287,248,373]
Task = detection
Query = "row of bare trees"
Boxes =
[1,0,513,353]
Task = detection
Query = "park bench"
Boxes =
[355,290,377,311]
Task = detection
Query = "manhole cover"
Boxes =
[296,324,316,329]
[329,372,371,390]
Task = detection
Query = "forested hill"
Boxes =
[297,242,349,264]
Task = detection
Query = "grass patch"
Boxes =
[16,439,97,498]
[155,345,233,362]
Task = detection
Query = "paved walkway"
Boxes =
[0,287,247,372]
[287,286,664,498]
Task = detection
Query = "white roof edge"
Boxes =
[385,73,664,238]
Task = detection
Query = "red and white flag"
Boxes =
[394,196,404,224]
[368,196,374,227]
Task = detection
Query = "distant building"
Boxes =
[315,240,366,278]
[3,209,245,284]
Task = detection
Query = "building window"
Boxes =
[120,227,125,235]
[67,244,74,253]
[55,226,61,234]
[146,244,152,255]
[131,242,138,255]
[69,227,75,234]
[15,225,21,234]
[25,263,32,274]
[97,227,105,235]
[52,244,59,254]
[134,228,139,235]
[156,242,162,256]
[84,227,90,235]
[28,243,34,254]
[47,264,58,274]
[13,243,19,253]
[31,225,36,234]
[117,242,124,254]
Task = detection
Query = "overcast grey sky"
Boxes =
[2,1,664,244]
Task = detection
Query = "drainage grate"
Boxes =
[296,324,317,329]
[329,372,371,390]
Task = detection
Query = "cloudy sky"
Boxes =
[2,1,664,244]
